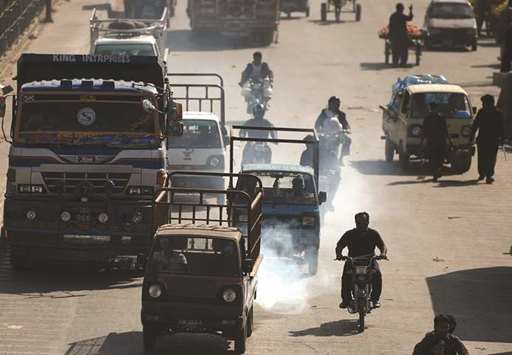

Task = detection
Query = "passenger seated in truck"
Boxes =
[152,237,188,273]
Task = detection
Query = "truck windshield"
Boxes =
[168,119,221,149]
[16,98,160,147]
[150,236,239,276]
[245,171,317,204]
[94,43,156,56]
[410,92,471,119]
[430,3,474,19]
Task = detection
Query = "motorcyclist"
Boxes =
[315,96,352,165]
[240,104,277,164]
[335,212,388,309]
[239,51,274,87]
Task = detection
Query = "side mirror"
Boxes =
[242,259,253,274]
[318,191,327,204]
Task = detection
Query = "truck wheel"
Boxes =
[385,138,394,162]
[398,148,409,169]
[471,41,477,51]
[320,3,327,22]
[10,246,31,270]
[143,325,158,352]
[355,4,361,22]
[452,153,472,174]
[305,247,318,275]
[305,7,310,17]
[247,307,254,337]
[234,325,247,354]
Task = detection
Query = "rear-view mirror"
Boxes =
[318,191,327,204]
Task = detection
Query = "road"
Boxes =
[1,0,511,354]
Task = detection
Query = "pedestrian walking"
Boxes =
[389,3,413,66]
[471,95,505,184]
[422,103,448,182]
[412,314,469,355]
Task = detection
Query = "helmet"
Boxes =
[252,103,265,119]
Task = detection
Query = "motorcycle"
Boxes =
[318,131,347,208]
[336,254,388,332]
[241,77,273,114]
[242,142,272,165]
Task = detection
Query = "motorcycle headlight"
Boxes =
[409,125,423,137]
[222,288,237,303]
[302,216,315,226]
[461,126,472,137]
[148,284,162,298]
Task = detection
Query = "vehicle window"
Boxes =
[430,3,474,19]
[150,236,239,276]
[17,98,159,147]
[410,92,471,119]
[94,43,156,56]
[169,119,221,149]
[245,171,317,203]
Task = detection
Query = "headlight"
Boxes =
[461,126,472,137]
[208,156,221,168]
[60,211,71,222]
[26,210,37,221]
[98,212,109,224]
[409,125,423,137]
[222,288,237,303]
[148,284,162,298]
[302,216,315,226]
[18,184,45,193]
[132,211,143,224]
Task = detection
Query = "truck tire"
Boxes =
[143,325,158,352]
[398,145,409,169]
[471,41,477,51]
[305,7,310,17]
[385,138,394,162]
[247,307,254,337]
[306,246,318,275]
[452,153,472,174]
[234,325,247,354]
[10,246,31,270]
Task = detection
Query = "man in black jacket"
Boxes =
[413,314,469,355]
[240,52,273,87]
[335,212,387,309]
[422,103,449,182]
[471,95,505,184]
[389,3,413,66]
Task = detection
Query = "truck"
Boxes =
[231,126,326,275]
[0,54,183,269]
[381,74,475,173]
[90,8,168,61]
[142,172,263,353]
[166,73,229,196]
[186,0,280,44]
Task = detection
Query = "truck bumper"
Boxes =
[3,197,154,263]
[428,30,476,48]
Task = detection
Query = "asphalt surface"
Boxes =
[0,0,511,354]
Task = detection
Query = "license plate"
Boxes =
[63,234,111,244]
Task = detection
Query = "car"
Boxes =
[381,75,475,173]
[424,0,478,50]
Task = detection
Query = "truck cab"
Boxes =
[0,54,182,269]
[143,173,263,353]
[92,36,160,57]
[231,126,325,275]
[381,74,475,173]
